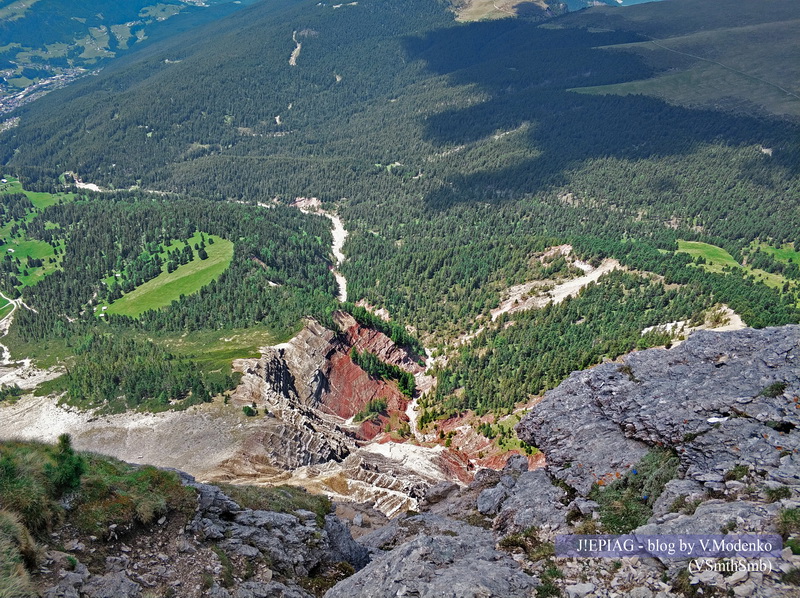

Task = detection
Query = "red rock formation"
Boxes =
[334,311,425,374]
[320,349,409,421]
[432,411,546,474]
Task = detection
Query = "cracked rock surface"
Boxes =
[516,326,800,494]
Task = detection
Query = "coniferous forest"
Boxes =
[0,0,798,415]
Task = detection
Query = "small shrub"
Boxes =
[498,527,553,561]
[299,561,357,596]
[669,495,702,515]
[766,485,792,503]
[462,512,493,530]
[720,519,737,534]
[617,364,638,382]
[761,382,788,398]
[590,448,680,533]
[781,567,800,586]
[536,564,564,597]
[778,508,800,539]
[671,568,707,598]
[242,405,257,416]
[212,546,234,588]
[723,464,749,481]
[44,434,86,496]
[574,519,599,535]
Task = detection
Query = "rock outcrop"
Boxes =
[516,326,800,495]
[232,317,412,438]
[226,317,471,515]
[344,326,800,598]
[41,472,368,598]
[325,514,537,598]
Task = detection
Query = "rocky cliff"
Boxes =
[225,316,471,516]
[18,326,800,598]
[323,326,800,597]
[515,325,800,496]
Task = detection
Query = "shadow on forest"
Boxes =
[401,17,799,209]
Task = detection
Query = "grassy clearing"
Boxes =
[2,239,66,287]
[676,240,738,272]
[0,176,71,210]
[677,240,790,291]
[103,235,233,317]
[757,242,800,265]
[0,301,13,321]
[153,324,291,374]
[1,327,72,369]
[0,175,73,288]
[9,322,292,381]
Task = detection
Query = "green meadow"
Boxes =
[102,235,234,317]
[677,240,793,292]
[0,175,72,287]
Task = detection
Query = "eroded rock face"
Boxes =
[187,478,369,579]
[335,312,425,375]
[226,318,471,515]
[233,317,411,439]
[516,326,800,494]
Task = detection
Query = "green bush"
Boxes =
[353,398,387,423]
[778,508,800,539]
[766,485,792,503]
[44,434,86,495]
[761,382,788,398]
[723,464,749,481]
[590,448,680,533]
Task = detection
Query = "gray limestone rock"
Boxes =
[324,514,370,570]
[493,469,567,533]
[324,515,536,598]
[477,484,508,515]
[82,572,141,598]
[651,478,706,518]
[503,454,530,474]
[423,481,459,505]
[634,499,781,571]
[233,581,312,598]
[183,479,370,579]
[565,583,596,598]
[516,326,800,495]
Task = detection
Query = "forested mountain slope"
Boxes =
[0,0,798,421]
[0,0,258,112]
